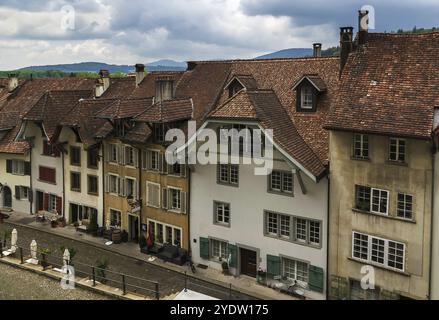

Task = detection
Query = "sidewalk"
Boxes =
[2,210,296,300]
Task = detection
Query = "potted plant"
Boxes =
[96,258,109,284]
[51,219,58,228]
[40,248,51,269]
[222,261,230,275]
[57,217,66,228]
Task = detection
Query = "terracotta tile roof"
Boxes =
[225,75,259,91]
[292,75,327,92]
[325,32,439,139]
[100,77,136,99]
[129,72,185,99]
[60,98,117,146]
[23,90,94,140]
[135,98,193,123]
[210,90,327,178]
[95,97,154,120]
[124,122,152,144]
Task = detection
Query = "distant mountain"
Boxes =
[17,60,187,73]
[255,48,313,59]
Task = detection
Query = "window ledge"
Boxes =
[87,192,99,197]
[37,179,56,185]
[263,234,322,250]
[213,222,231,228]
[352,208,416,224]
[347,257,410,277]
[351,157,370,162]
[267,190,294,197]
[386,160,408,167]
[217,182,239,188]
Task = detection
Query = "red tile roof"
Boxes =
[325,32,439,139]
[95,97,154,120]
[135,98,193,123]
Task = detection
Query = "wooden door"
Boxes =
[240,248,257,278]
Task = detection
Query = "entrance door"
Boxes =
[36,191,44,211]
[240,248,257,278]
[129,215,139,242]
[3,186,12,208]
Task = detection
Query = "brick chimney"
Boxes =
[313,43,322,57]
[7,73,18,92]
[135,64,146,86]
[95,69,110,98]
[339,27,354,76]
[358,10,369,46]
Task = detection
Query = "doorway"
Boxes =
[3,186,12,208]
[240,248,257,278]
[36,191,44,212]
[129,215,139,242]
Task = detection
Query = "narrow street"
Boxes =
[0,223,255,300]
[0,262,111,300]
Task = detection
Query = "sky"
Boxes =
[0,0,438,70]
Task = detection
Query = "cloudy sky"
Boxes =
[0,0,438,70]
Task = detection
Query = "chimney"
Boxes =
[7,73,18,92]
[95,69,110,98]
[155,76,174,103]
[358,10,369,45]
[340,27,354,76]
[313,43,322,57]
[135,64,145,86]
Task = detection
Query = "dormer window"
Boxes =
[301,86,314,110]
[292,75,327,113]
[115,120,125,137]
[228,81,244,98]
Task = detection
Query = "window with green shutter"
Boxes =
[266,255,281,278]
[199,237,210,259]
[308,265,324,292]
[228,244,237,268]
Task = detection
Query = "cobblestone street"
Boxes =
[0,262,111,300]
[0,223,255,300]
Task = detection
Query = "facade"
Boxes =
[325,28,439,299]
[189,56,339,300]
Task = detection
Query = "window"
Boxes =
[353,134,369,159]
[88,175,99,195]
[397,193,413,220]
[269,171,293,195]
[145,150,160,171]
[389,138,406,162]
[87,148,99,168]
[300,86,314,109]
[70,146,81,166]
[125,146,136,166]
[352,232,405,272]
[11,160,25,175]
[110,209,121,228]
[109,175,118,194]
[125,178,137,200]
[264,211,321,246]
[355,185,371,211]
[174,229,181,247]
[282,258,309,283]
[210,239,228,261]
[15,186,29,200]
[217,164,239,186]
[148,220,182,247]
[166,226,173,244]
[371,188,389,215]
[70,172,81,192]
[157,224,164,243]
[146,182,160,208]
[169,163,185,177]
[214,202,230,227]
[169,188,181,211]
[39,166,56,184]
[115,120,125,137]
[43,140,60,157]
[48,194,57,213]
[108,144,118,163]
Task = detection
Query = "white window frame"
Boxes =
[125,146,135,167]
[217,164,239,186]
[108,174,119,195]
[12,160,25,175]
[147,219,182,247]
[109,144,118,163]
[352,231,406,272]
[168,187,182,212]
[146,182,161,208]
[301,86,314,109]
[396,192,413,220]
[109,208,122,228]
[269,170,293,195]
[48,194,57,213]
[145,149,160,171]
[210,239,228,261]
[371,188,389,215]
[214,201,231,227]
[18,186,29,200]
[282,257,309,284]
[353,134,369,159]
[125,176,137,200]
[389,138,406,162]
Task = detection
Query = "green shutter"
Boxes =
[308,265,324,293]
[199,237,209,260]
[266,255,281,278]
[228,244,237,268]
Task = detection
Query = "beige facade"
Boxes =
[328,131,432,300]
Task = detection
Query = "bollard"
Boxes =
[184,271,188,292]
[66,267,70,286]
[122,275,126,295]
[42,253,47,271]
[92,267,96,287]
[155,283,160,300]
[20,247,24,264]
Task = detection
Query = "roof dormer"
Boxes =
[225,75,258,98]
[292,75,327,112]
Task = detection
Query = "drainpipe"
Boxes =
[61,150,65,218]
[326,173,331,300]
[29,142,33,214]
[101,143,106,228]
[187,165,192,255]
[138,146,142,240]
[428,137,436,300]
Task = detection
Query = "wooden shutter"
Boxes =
[199,237,210,260]
[266,255,281,278]
[158,153,164,173]
[181,191,187,214]
[119,177,125,196]
[43,193,49,211]
[162,187,168,209]
[134,149,139,168]
[24,162,31,175]
[228,244,237,268]
[15,186,21,200]
[6,159,12,173]
[56,196,62,215]
[308,265,324,293]
[105,175,109,193]
[118,145,124,165]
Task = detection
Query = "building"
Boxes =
[325,23,439,299]
[188,53,339,299]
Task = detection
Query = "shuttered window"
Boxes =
[39,166,56,184]
[87,175,99,195]
[70,172,81,192]
[70,146,81,166]
[146,182,160,208]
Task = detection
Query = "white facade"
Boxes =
[58,127,104,227]
[190,134,328,300]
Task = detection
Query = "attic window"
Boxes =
[228,80,244,98]
[301,86,314,109]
